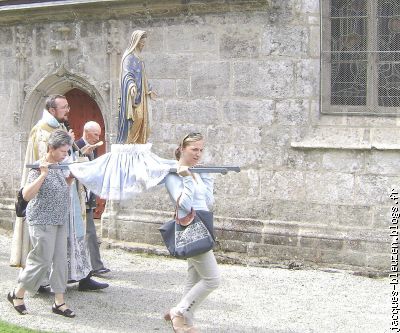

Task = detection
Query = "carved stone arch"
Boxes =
[21,69,109,138]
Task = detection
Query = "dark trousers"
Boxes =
[86,209,104,271]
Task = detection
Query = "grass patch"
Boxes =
[0,320,52,333]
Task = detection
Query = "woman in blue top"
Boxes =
[164,132,221,333]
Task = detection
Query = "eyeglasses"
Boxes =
[54,105,70,111]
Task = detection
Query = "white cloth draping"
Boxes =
[69,144,176,201]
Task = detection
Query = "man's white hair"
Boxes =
[83,121,101,132]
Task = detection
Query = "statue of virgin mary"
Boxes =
[116,30,156,144]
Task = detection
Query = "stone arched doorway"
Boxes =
[20,69,109,140]
[20,69,109,218]
[65,88,107,219]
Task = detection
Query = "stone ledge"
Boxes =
[105,208,389,243]
[0,0,269,24]
[102,209,389,271]
[292,127,400,151]
[102,238,388,277]
[292,141,400,151]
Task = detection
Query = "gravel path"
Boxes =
[0,230,390,333]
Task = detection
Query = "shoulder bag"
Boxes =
[159,199,215,259]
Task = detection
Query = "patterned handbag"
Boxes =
[159,208,215,259]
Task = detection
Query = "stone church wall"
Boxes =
[0,0,393,271]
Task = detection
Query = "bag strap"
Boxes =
[174,194,196,226]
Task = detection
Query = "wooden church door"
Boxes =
[65,88,106,219]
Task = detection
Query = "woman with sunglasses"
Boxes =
[164,132,221,333]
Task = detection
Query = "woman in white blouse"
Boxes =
[164,132,221,333]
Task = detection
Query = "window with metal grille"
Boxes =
[321,0,400,115]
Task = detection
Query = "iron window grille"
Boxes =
[321,0,400,115]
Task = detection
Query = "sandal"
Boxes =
[52,303,76,318]
[164,309,185,333]
[7,290,28,315]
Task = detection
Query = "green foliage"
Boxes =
[0,320,52,333]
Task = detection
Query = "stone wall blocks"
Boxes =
[305,172,355,205]
[259,169,274,199]
[214,168,260,196]
[297,127,371,149]
[0,26,13,45]
[190,61,230,97]
[354,175,398,206]
[336,204,373,227]
[150,79,176,98]
[372,206,392,229]
[150,99,165,123]
[268,0,300,24]
[217,217,265,233]
[366,117,399,128]
[321,150,365,173]
[298,0,320,14]
[308,15,320,25]
[222,144,265,167]
[231,126,262,144]
[214,199,272,220]
[259,146,286,169]
[262,219,301,237]
[206,124,232,144]
[319,250,367,267]
[233,60,295,98]
[310,100,348,127]
[176,79,190,98]
[308,26,320,58]
[152,142,179,162]
[263,234,298,247]
[219,26,260,59]
[0,218,13,231]
[146,53,192,78]
[166,25,217,53]
[173,122,209,140]
[80,21,104,38]
[247,244,317,264]
[270,200,336,225]
[142,27,165,53]
[284,149,322,171]
[261,25,309,58]
[217,239,248,253]
[365,241,390,254]
[262,125,303,148]
[148,122,175,143]
[219,229,262,243]
[118,191,171,212]
[275,99,309,126]
[248,243,292,259]
[295,59,319,98]
[222,99,275,126]
[200,143,225,165]
[366,254,390,271]
[270,170,305,201]
[165,99,219,124]
[300,237,344,251]
[189,98,220,124]
[343,240,367,252]
[366,151,400,175]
